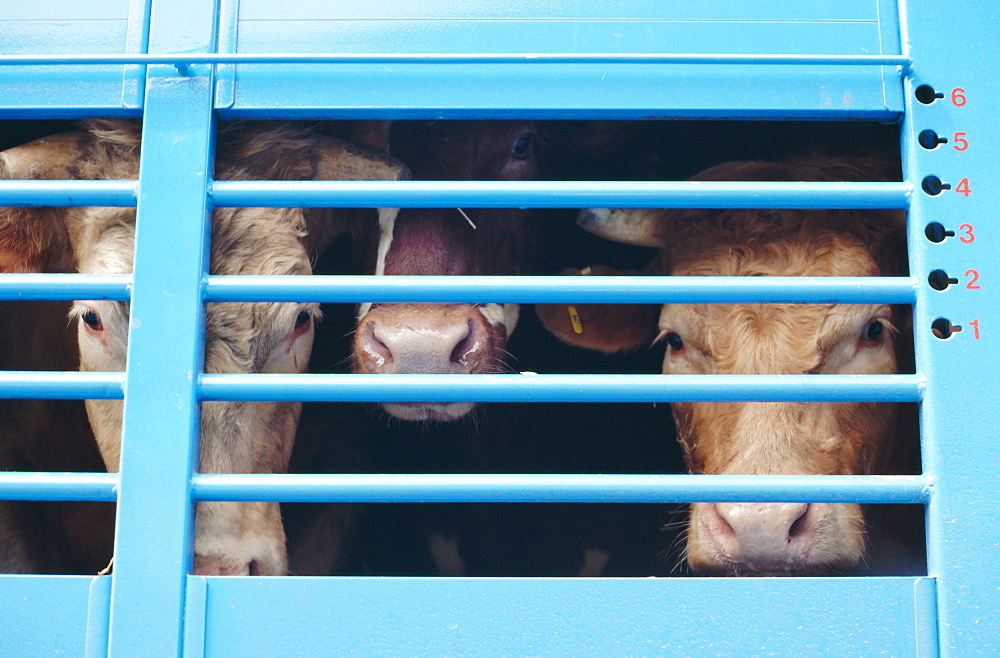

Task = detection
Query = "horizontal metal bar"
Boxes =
[210,180,912,209]
[204,275,918,304]
[0,274,132,301]
[199,373,925,403]
[0,180,911,209]
[0,472,118,502]
[0,372,124,399]
[0,53,912,69]
[192,473,931,504]
[0,180,137,207]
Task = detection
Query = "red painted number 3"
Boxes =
[959,224,975,243]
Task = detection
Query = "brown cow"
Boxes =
[347,120,540,421]
[0,119,407,575]
[537,154,916,575]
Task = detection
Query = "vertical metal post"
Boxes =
[901,0,1000,654]
[106,0,218,654]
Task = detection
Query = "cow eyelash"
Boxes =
[72,305,104,331]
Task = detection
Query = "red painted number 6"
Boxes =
[952,88,967,106]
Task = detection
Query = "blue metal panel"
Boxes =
[226,0,903,119]
[0,0,148,117]
[189,576,934,656]
[0,575,107,655]
[902,0,1000,653]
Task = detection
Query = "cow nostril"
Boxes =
[248,559,261,576]
[787,504,812,541]
[450,320,479,366]
[363,322,393,366]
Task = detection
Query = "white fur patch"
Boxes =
[579,547,613,577]
[428,532,467,576]
[478,302,520,336]
[357,206,398,321]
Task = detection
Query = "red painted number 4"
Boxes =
[956,178,972,197]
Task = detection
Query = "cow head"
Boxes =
[0,120,408,575]
[350,120,539,421]
[537,155,910,574]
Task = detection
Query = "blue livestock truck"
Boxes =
[0,1,996,654]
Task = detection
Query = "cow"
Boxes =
[536,153,920,575]
[0,299,115,574]
[346,120,540,421]
[0,119,408,575]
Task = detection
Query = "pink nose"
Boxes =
[704,502,822,572]
[356,307,490,375]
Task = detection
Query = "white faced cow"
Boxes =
[0,119,407,575]
[349,120,540,422]
[537,154,914,575]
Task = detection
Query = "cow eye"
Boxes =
[664,332,684,352]
[861,319,884,342]
[294,311,312,329]
[81,309,103,331]
[511,133,534,160]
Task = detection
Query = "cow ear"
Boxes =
[577,208,668,248]
[0,132,89,272]
[303,136,411,259]
[534,265,662,353]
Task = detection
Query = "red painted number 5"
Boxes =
[954,132,969,151]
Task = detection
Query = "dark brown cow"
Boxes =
[0,120,407,575]
[349,120,540,421]
[537,154,918,575]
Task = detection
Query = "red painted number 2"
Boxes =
[965,269,981,290]
[959,224,975,243]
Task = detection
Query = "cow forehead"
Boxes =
[671,232,880,279]
[664,302,880,375]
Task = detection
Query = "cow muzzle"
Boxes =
[191,501,287,576]
[687,501,860,575]
[353,303,503,421]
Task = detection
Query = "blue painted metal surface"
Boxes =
[0,0,998,654]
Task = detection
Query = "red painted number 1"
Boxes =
[969,319,981,339]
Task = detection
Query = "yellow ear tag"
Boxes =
[568,306,584,334]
